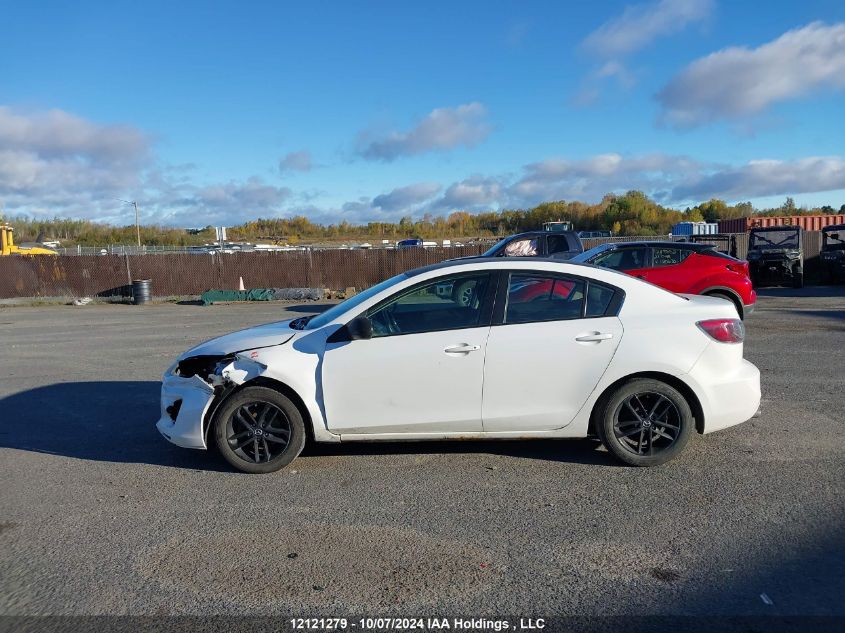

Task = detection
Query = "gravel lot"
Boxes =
[0,288,843,622]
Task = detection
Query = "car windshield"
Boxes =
[570,244,613,263]
[750,230,799,249]
[823,230,845,251]
[304,273,408,330]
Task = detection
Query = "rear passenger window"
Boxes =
[652,248,691,266]
[547,235,572,255]
[586,283,615,317]
[505,274,584,324]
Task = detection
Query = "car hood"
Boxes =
[179,320,296,359]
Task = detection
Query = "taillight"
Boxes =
[696,318,745,343]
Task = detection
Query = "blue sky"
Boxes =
[2,0,844,226]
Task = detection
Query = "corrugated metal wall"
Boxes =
[718,215,845,233]
[0,234,827,299]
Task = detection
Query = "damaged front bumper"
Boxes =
[156,371,216,449]
[156,355,267,450]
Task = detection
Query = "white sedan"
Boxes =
[157,258,760,473]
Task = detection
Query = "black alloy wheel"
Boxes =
[612,392,682,457]
[596,378,693,467]
[214,386,306,474]
[227,401,291,463]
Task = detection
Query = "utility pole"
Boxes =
[117,199,141,248]
[133,201,140,247]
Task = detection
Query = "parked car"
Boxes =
[157,258,760,473]
[578,230,612,239]
[820,224,845,284]
[746,225,804,288]
[572,241,756,319]
[483,230,583,259]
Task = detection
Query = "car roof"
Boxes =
[497,230,579,239]
[822,224,845,231]
[586,241,712,252]
[406,255,622,280]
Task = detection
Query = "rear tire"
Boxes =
[213,386,306,474]
[596,378,693,467]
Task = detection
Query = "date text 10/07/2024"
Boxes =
[290,618,546,631]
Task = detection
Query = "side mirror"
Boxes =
[327,316,373,343]
[347,316,373,340]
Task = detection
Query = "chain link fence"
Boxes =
[0,233,825,299]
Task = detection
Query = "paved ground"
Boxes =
[0,288,843,621]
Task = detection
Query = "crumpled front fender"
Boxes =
[211,355,267,387]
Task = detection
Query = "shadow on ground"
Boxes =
[0,381,227,471]
[301,436,615,466]
[0,381,615,470]
[756,285,845,298]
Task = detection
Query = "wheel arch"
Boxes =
[589,371,705,436]
[203,376,314,443]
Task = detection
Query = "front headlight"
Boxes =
[747,252,761,260]
[175,354,230,380]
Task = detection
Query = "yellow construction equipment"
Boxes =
[0,225,58,256]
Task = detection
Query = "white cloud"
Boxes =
[0,106,150,214]
[434,175,505,211]
[278,150,313,173]
[658,21,845,126]
[0,106,292,226]
[372,182,442,212]
[357,103,491,161]
[508,153,702,205]
[583,0,713,58]
[576,0,712,102]
[4,107,843,227]
[671,156,845,200]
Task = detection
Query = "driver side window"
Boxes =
[592,247,647,271]
[366,273,491,337]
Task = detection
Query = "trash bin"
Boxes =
[132,279,152,305]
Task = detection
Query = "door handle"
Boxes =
[444,344,481,354]
[575,332,613,342]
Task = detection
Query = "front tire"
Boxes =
[213,386,306,474]
[596,378,693,467]
[792,269,804,288]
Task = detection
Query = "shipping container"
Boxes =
[718,215,845,234]
[672,221,718,236]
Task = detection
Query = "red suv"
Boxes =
[572,242,756,319]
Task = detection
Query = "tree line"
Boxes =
[3,192,842,247]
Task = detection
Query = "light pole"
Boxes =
[117,199,141,247]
